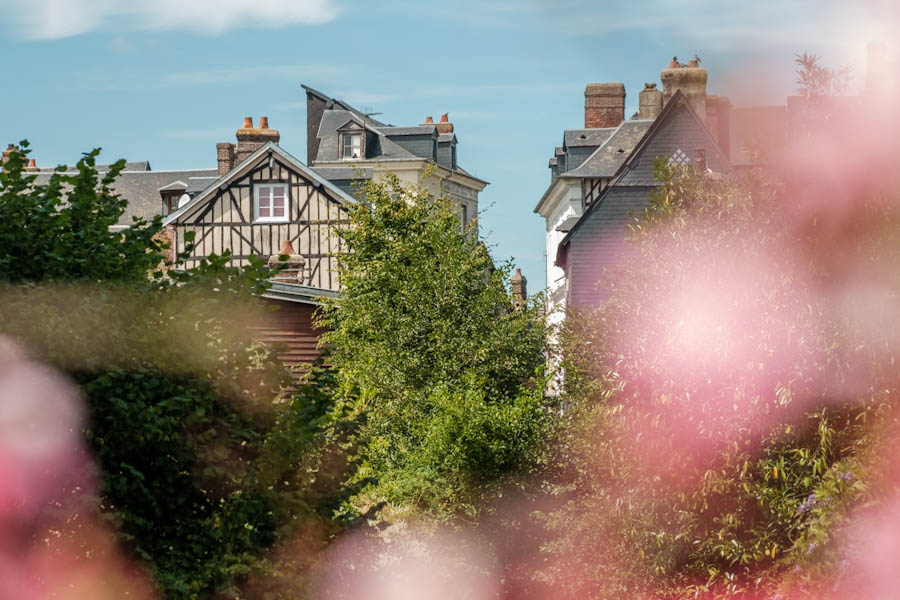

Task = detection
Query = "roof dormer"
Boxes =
[336,119,366,160]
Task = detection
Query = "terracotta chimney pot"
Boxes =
[243,116,253,129]
[279,240,295,255]
[424,116,434,124]
[259,116,269,129]
[27,159,37,170]
[440,113,449,123]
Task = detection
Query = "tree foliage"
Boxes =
[318,174,549,519]
[0,142,167,283]
[0,142,341,599]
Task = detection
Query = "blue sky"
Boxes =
[1,0,895,287]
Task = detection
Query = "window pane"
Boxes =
[273,205,285,217]
[258,186,272,219]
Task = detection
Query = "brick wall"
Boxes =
[585,83,625,129]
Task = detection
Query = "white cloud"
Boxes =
[1,0,340,40]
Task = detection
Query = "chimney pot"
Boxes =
[661,64,708,121]
[424,116,434,124]
[639,82,664,120]
[435,113,454,134]
[268,240,305,283]
[27,159,37,170]
[233,115,279,164]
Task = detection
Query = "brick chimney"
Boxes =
[638,83,663,120]
[510,268,527,310]
[268,240,305,284]
[217,143,235,176]
[233,116,280,164]
[435,113,454,134]
[584,83,625,128]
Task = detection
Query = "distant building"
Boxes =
[535,58,731,320]
[17,151,217,231]
[302,85,488,229]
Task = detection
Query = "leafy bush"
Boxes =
[542,160,899,598]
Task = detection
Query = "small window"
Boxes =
[342,134,361,159]
[254,183,288,222]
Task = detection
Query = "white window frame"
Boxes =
[342,133,361,159]
[253,183,289,223]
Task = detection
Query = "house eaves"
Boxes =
[163,142,356,226]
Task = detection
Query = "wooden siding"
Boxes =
[253,299,326,367]
[171,155,350,292]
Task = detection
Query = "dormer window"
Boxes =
[342,133,361,159]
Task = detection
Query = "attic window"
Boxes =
[668,148,691,166]
[254,183,288,223]
[342,133,361,159]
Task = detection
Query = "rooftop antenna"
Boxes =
[360,106,382,128]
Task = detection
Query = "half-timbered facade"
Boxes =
[163,141,355,293]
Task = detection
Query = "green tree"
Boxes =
[318,173,550,519]
[0,142,335,598]
[0,142,166,282]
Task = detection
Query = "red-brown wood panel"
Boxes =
[252,300,327,366]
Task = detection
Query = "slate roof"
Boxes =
[157,180,187,192]
[305,85,485,184]
[313,109,421,163]
[563,119,654,179]
[34,160,151,173]
[185,177,217,195]
[564,128,616,148]
[555,215,581,232]
[381,126,437,136]
[312,166,374,181]
[31,167,218,226]
[558,91,729,251]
